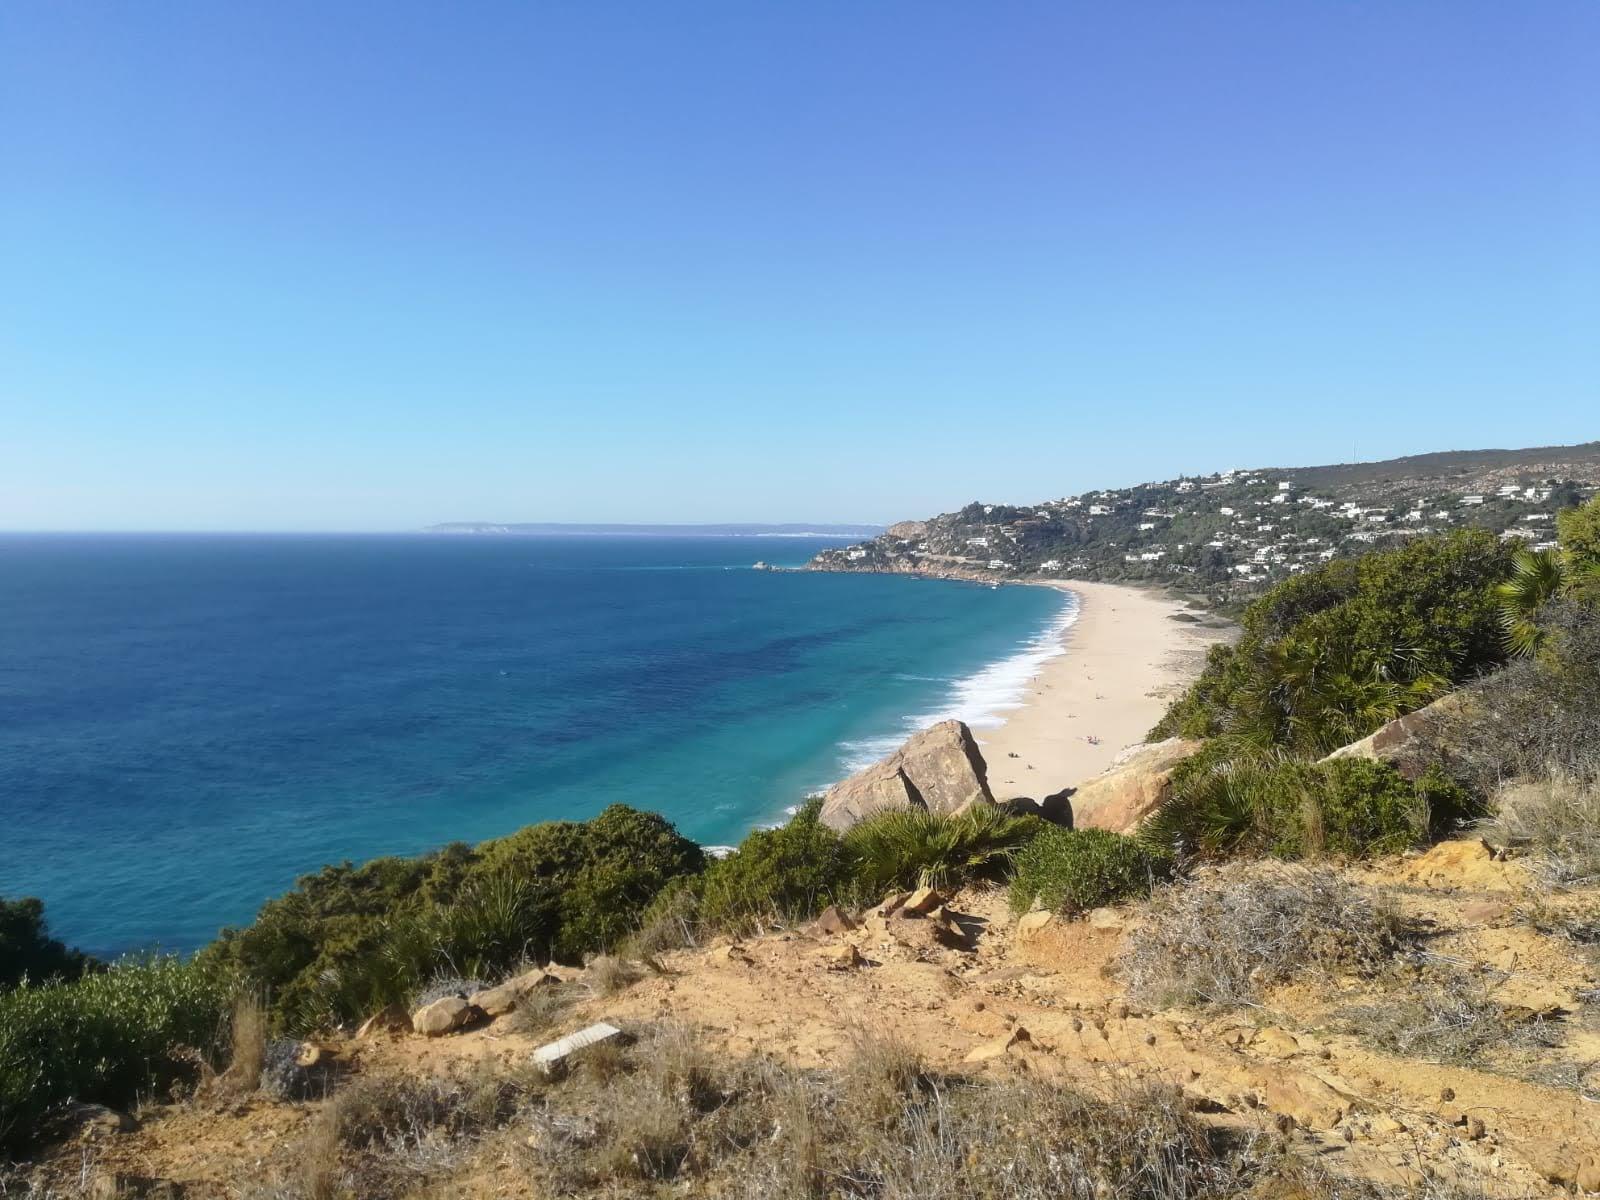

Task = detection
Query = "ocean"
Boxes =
[0,534,1072,957]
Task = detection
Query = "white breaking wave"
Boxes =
[834,590,1081,777]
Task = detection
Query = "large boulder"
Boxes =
[1319,691,1466,780]
[1069,738,1204,833]
[819,720,995,831]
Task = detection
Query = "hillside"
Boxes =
[24,843,1598,1198]
[807,441,1600,600]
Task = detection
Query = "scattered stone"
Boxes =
[1263,1075,1349,1130]
[822,942,865,970]
[1251,1027,1300,1058]
[1460,900,1505,924]
[355,1006,410,1039]
[878,891,911,918]
[532,1022,625,1074]
[470,969,558,1017]
[64,1103,136,1138]
[813,905,857,935]
[1015,910,1056,943]
[963,1026,1033,1063]
[412,995,474,1036]
[1086,907,1125,931]
[903,886,944,915]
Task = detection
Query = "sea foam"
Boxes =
[834,588,1081,777]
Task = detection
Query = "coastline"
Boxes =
[973,580,1232,799]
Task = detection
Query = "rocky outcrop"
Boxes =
[1319,691,1466,779]
[411,995,477,1036]
[469,968,559,1017]
[819,720,995,831]
[1068,737,1204,833]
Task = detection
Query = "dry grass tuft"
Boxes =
[1120,863,1408,1009]
[1339,963,1564,1068]
[506,980,580,1039]
[582,954,642,997]
[220,993,268,1096]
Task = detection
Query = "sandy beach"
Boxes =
[977,580,1232,800]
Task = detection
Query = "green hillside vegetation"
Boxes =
[6,499,1600,1161]
[1151,530,1513,753]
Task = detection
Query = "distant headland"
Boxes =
[425,522,885,537]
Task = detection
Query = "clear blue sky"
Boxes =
[3,3,1596,531]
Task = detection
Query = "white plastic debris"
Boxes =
[532,1021,624,1072]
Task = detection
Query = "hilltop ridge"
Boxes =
[809,440,1600,601]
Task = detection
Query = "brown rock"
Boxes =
[813,905,857,935]
[411,995,473,1036]
[963,1026,1033,1063]
[1250,1027,1300,1058]
[470,969,558,1017]
[1070,738,1204,833]
[1086,906,1126,931]
[1262,1075,1349,1130]
[877,891,911,917]
[819,720,996,830]
[821,942,864,970]
[65,1103,137,1138]
[356,1006,411,1039]
[903,886,944,915]
[1015,910,1056,944]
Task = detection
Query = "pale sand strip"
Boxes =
[977,580,1233,801]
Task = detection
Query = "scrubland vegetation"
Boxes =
[4,500,1600,1176]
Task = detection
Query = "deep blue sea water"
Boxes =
[0,534,1070,957]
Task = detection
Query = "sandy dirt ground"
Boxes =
[53,839,1600,1198]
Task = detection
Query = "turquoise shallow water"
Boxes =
[0,534,1069,956]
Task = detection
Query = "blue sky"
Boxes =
[2,3,1596,531]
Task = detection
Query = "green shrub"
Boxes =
[203,804,703,1033]
[842,804,1041,899]
[0,898,93,990]
[1009,828,1172,915]
[694,800,854,934]
[1145,755,1441,860]
[0,956,231,1154]
[1153,531,1515,754]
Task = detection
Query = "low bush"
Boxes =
[0,955,232,1154]
[1008,827,1172,915]
[842,803,1041,899]
[1419,600,1600,794]
[202,804,703,1033]
[1145,753,1456,861]
[1119,864,1406,1009]
[0,897,93,990]
[691,800,855,935]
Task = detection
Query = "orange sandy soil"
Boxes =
[27,839,1600,1198]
